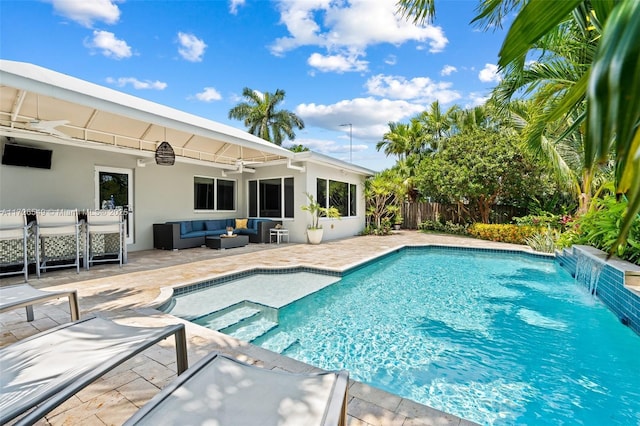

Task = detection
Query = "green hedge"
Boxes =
[468,223,543,244]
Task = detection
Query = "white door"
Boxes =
[95,166,134,244]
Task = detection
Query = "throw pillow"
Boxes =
[235,218,248,229]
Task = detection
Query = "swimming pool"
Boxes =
[169,248,640,425]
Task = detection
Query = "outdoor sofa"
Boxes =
[153,218,281,250]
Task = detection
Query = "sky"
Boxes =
[0,0,510,171]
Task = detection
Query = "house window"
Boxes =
[248,177,294,218]
[316,178,356,217]
[194,176,235,211]
[217,179,235,211]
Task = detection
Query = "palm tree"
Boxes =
[490,14,603,214]
[397,0,640,249]
[449,103,503,135]
[287,144,310,152]
[228,88,305,146]
[376,119,426,160]
[416,101,459,151]
[496,0,639,246]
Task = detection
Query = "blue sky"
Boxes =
[0,0,509,171]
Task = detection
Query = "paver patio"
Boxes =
[0,231,533,425]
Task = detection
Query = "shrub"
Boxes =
[361,224,392,236]
[418,220,468,235]
[524,227,559,253]
[468,223,542,244]
[560,195,640,264]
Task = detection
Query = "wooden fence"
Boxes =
[400,202,526,229]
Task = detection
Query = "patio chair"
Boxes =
[85,209,125,270]
[124,352,349,426]
[0,210,33,282]
[35,209,83,277]
[0,283,80,322]
[0,316,188,425]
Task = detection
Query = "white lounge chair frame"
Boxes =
[85,209,125,270]
[35,209,82,277]
[0,211,33,282]
[125,352,349,426]
[0,316,188,425]
[0,283,80,322]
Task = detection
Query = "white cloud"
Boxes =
[307,52,368,73]
[177,32,207,62]
[269,0,447,70]
[194,87,222,102]
[479,63,501,83]
[365,74,461,104]
[47,0,122,27]
[288,138,368,155]
[229,0,245,14]
[296,97,426,140]
[440,65,457,76]
[106,77,167,90]
[465,92,490,108]
[384,55,397,66]
[85,30,132,59]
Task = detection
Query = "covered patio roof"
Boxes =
[0,60,293,169]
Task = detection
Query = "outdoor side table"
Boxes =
[269,228,289,244]
[205,235,249,250]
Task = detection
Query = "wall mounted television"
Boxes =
[1,144,53,169]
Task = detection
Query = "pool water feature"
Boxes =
[171,248,640,426]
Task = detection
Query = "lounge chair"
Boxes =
[0,283,80,322]
[124,352,349,426]
[0,316,188,425]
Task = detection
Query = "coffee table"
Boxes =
[205,234,249,250]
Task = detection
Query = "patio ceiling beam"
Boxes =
[83,109,99,128]
[181,134,196,149]
[10,90,27,124]
[138,123,154,140]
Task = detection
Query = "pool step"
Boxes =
[193,305,261,331]
[254,331,299,354]
[227,317,279,342]
[194,301,280,343]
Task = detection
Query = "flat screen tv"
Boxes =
[1,144,53,169]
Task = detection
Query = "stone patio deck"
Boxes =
[0,231,533,425]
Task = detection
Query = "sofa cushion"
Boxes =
[236,227,257,235]
[235,218,248,229]
[191,220,206,232]
[182,230,206,238]
[175,221,192,235]
[204,220,225,231]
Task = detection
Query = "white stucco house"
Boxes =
[0,60,374,253]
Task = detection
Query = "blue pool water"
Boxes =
[251,249,640,425]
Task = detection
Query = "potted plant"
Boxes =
[301,192,340,244]
[393,215,403,231]
[226,226,234,236]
